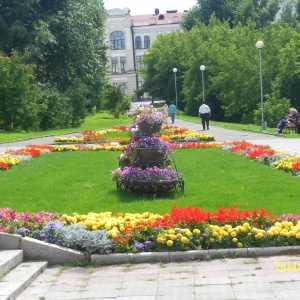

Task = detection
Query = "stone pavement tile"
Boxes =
[193,270,230,279]
[194,276,231,285]
[230,274,269,284]
[233,290,276,300]
[158,278,194,287]
[42,290,84,300]
[195,260,228,271]
[267,273,300,282]
[270,280,300,292]
[89,274,125,284]
[46,284,84,293]
[156,285,195,300]
[55,269,89,285]
[159,272,195,280]
[118,263,162,275]
[118,297,155,300]
[123,273,159,282]
[119,281,158,297]
[225,258,261,270]
[158,262,198,273]
[91,264,125,275]
[194,284,235,300]
[81,283,121,298]
[231,281,273,293]
[271,289,300,300]
[227,269,266,277]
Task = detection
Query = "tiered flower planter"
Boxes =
[138,122,162,134]
[112,105,184,195]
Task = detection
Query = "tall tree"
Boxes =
[0,0,108,128]
[181,0,280,30]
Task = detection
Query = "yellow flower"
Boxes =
[157,237,163,243]
[212,231,219,237]
[104,223,111,230]
[230,231,237,238]
[181,237,189,244]
[255,233,263,239]
[166,240,173,247]
[237,242,243,248]
[232,238,238,243]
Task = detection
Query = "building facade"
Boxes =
[105,7,186,100]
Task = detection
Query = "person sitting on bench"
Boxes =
[276,107,298,134]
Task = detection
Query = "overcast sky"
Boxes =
[103,0,197,15]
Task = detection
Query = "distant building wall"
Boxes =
[105,7,187,100]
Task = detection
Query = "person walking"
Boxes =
[169,101,176,124]
[198,101,211,130]
[162,103,169,124]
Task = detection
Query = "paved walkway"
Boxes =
[2,119,300,300]
[17,255,300,300]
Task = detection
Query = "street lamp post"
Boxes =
[256,41,266,130]
[200,65,205,101]
[173,68,179,115]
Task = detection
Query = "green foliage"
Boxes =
[0,0,108,129]
[253,91,291,127]
[141,31,186,109]
[0,111,131,142]
[38,83,72,130]
[103,85,131,118]
[143,17,300,123]
[0,51,41,131]
[60,224,113,254]
[181,0,280,30]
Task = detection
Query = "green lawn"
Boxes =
[1,148,298,216]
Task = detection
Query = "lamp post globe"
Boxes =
[173,68,178,115]
[255,41,266,130]
[255,41,264,49]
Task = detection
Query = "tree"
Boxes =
[181,0,280,30]
[38,83,72,130]
[0,0,108,129]
[103,85,131,118]
[141,31,186,109]
[0,52,41,131]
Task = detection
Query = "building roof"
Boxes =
[131,12,185,27]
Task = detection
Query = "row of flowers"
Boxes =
[1,205,300,254]
[54,125,214,143]
[221,141,300,176]
[1,139,300,176]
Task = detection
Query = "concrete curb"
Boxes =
[1,232,300,266]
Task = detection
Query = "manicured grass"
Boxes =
[1,148,298,216]
[0,112,131,142]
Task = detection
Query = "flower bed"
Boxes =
[2,206,300,255]
[1,139,300,176]
[54,125,214,144]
